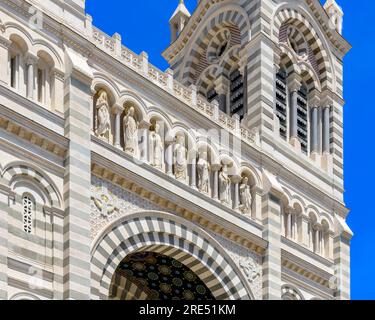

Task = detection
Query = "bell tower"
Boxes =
[163,0,352,300]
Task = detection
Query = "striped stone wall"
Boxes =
[334,235,351,300]
[261,194,282,300]
[63,73,93,300]
[244,34,275,137]
[0,192,8,299]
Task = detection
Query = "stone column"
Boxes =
[286,210,292,239]
[26,54,38,100]
[211,164,221,201]
[165,142,174,177]
[231,175,241,211]
[310,106,319,153]
[322,106,331,154]
[288,76,301,150]
[301,216,310,248]
[0,36,11,86]
[214,75,230,114]
[190,152,197,189]
[112,103,124,149]
[314,226,320,254]
[139,121,151,164]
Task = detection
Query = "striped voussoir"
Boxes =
[281,284,304,300]
[109,272,151,300]
[91,212,253,300]
[197,45,242,94]
[181,7,250,85]
[272,8,333,91]
[2,163,61,208]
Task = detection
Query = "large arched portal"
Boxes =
[91,211,254,300]
[110,251,215,300]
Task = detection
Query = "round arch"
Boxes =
[9,292,41,300]
[91,211,254,300]
[281,284,305,300]
[272,6,334,91]
[179,4,251,85]
[2,161,62,208]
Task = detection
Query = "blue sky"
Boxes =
[86,0,375,300]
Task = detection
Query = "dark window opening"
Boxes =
[10,56,16,88]
[297,85,308,154]
[37,68,43,103]
[229,69,245,119]
[275,70,288,140]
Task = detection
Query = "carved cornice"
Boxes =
[282,249,334,290]
[0,87,68,158]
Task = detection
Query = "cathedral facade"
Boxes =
[0,0,352,300]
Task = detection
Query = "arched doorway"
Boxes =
[110,251,215,300]
[91,211,253,300]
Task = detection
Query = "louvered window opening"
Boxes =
[276,70,288,140]
[230,70,245,119]
[297,86,308,154]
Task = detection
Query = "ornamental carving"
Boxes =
[239,259,261,284]
[208,231,262,300]
[91,176,166,239]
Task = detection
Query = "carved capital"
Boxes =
[308,89,321,107]
[231,175,242,184]
[287,73,302,92]
[24,53,39,66]
[112,102,124,114]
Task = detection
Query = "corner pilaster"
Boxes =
[63,48,93,300]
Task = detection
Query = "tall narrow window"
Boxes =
[10,56,17,88]
[229,69,245,119]
[296,85,308,154]
[22,195,34,234]
[275,70,288,140]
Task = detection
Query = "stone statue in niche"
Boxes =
[149,123,164,169]
[219,164,231,204]
[240,176,252,215]
[95,90,111,141]
[123,106,138,156]
[197,151,210,194]
[173,135,187,181]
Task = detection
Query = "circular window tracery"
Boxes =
[207,29,231,64]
